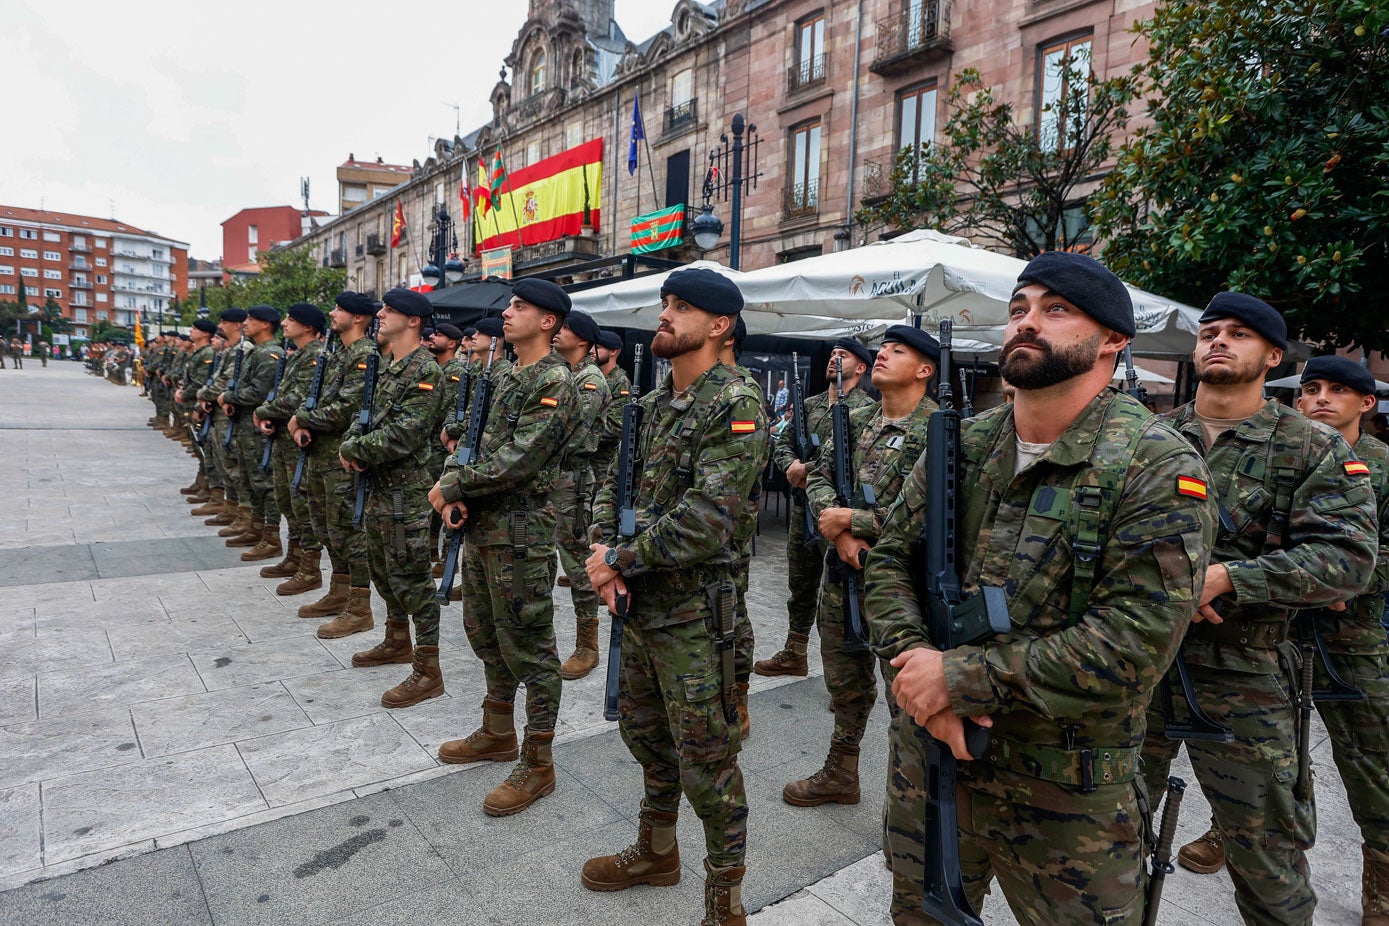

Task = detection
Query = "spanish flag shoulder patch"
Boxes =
[449,375,460,383]
[619,389,630,396]
[731,420,757,434]
[583,382,598,391]
[1345,461,1371,476]
[539,396,559,407]
[357,362,368,370]
[417,383,434,392]
[1177,475,1209,499]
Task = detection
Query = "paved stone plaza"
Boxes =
[0,362,1367,924]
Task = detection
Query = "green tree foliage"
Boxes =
[1092,0,1389,351]
[41,297,72,335]
[234,246,347,311]
[856,64,1137,257]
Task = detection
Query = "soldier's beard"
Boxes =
[1196,352,1269,386]
[999,332,1101,390]
[651,327,702,359]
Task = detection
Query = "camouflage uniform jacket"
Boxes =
[168,348,190,383]
[227,338,285,409]
[182,345,216,393]
[591,362,767,629]
[1165,399,1377,665]
[771,386,877,476]
[806,392,939,543]
[866,389,1218,755]
[255,339,323,422]
[339,345,443,486]
[296,335,375,456]
[433,356,468,441]
[593,364,633,479]
[1319,431,1389,653]
[559,357,612,470]
[436,351,578,546]
[198,339,252,402]
[445,352,512,441]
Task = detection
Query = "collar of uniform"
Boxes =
[1170,396,1282,446]
[384,344,428,373]
[996,387,1122,470]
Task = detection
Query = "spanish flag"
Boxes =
[1177,475,1208,499]
[474,139,603,253]
[1346,461,1371,477]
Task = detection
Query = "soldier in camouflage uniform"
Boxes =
[197,311,251,534]
[338,289,445,707]
[593,329,631,482]
[426,323,466,578]
[430,279,577,817]
[1291,356,1389,925]
[786,326,939,808]
[552,310,612,680]
[759,338,876,677]
[582,268,765,926]
[183,325,222,512]
[254,303,326,593]
[222,305,286,560]
[287,292,378,630]
[166,335,193,444]
[1142,295,1377,926]
[868,252,1219,925]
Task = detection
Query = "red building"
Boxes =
[221,206,327,281]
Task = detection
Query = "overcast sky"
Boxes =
[4,0,673,260]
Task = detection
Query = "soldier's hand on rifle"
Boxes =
[786,460,809,489]
[428,481,448,513]
[818,507,852,541]
[834,533,871,571]
[256,416,275,436]
[586,543,620,591]
[1194,563,1234,623]
[339,452,366,473]
[890,647,952,726]
[924,708,993,761]
[441,501,467,529]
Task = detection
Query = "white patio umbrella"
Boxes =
[1266,372,1389,392]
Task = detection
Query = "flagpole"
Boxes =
[498,141,527,250]
[642,88,660,213]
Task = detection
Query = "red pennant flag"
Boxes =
[390,199,406,248]
[458,171,471,223]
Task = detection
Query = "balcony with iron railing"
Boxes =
[69,260,91,271]
[366,233,387,255]
[69,241,91,253]
[871,1,953,75]
[70,279,93,290]
[329,248,346,268]
[663,98,698,135]
[782,178,820,220]
[788,53,827,93]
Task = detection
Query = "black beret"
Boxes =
[434,323,464,341]
[1301,355,1377,395]
[882,324,942,362]
[421,327,435,339]
[1015,251,1135,338]
[660,267,743,316]
[219,308,248,323]
[158,330,175,337]
[287,302,326,332]
[461,326,478,338]
[334,291,378,316]
[564,310,600,345]
[475,317,505,339]
[383,287,433,318]
[1199,292,1287,350]
[247,305,281,324]
[512,278,571,319]
[597,330,623,351]
[834,337,874,368]
[178,333,190,341]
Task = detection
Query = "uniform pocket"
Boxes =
[675,670,735,764]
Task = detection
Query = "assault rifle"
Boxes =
[291,332,337,492]
[605,344,646,721]
[259,346,292,474]
[436,338,498,603]
[221,342,246,450]
[195,350,224,446]
[788,352,819,541]
[825,356,871,654]
[351,321,382,528]
[914,320,1011,926]
[1121,345,1149,407]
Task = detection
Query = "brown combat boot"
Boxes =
[350,616,412,665]
[186,485,211,504]
[277,548,323,596]
[260,540,301,578]
[581,805,681,891]
[206,506,237,526]
[380,645,444,708]
[737,682,751,741]
[753,631,809,677]
[318,588,374,639]
[560,617,600,680]
[297,573,349,618]
[1177,825,1226,874]
[226,514,263,547]
[191,489,225,517]
[1364,845,1389,926]
[240,522,282,561]
[556,574,571,588]
[483,731,555,816]
[782,744,860,806]
[438,697,520,764]
[218,507,253,537]
[431,558,444,579]
[178,475,203,495]
[701,860,747,926]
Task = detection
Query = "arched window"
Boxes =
[530,49,547,95]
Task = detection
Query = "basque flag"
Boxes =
[628,92,645,176]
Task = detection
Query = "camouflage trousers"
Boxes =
[734,549,755,685]
[232,417,278,523]
[887,711,1147,925]
[816,567,889,749]
[1142,646,1315,926]
[785,500,826,637]
[619,610,747,869]
[460,534,562,733]
[271,435,318,551]
[365,481,439,646]
[553,467,598,622]
[205,412,238,502]
[1317,648,1389,854]
[304,449,370,587]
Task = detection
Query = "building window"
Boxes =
[97,293,108,303]
[75,308,88,321]
[896,83,938,184]
[787,121,822,218]
[530,49,547,95]
[248,247,257,262]
[152,248,163,260]
[95,237,107,248]
[671,68,693,107]
[19,228,37,240]
[96,257,107,267]
[1038,35,1092,151]
[0,247,9,257]
[20,249,37,259]
[527,140,541,165]
[44,269,62,280]
[0,227,10,237]
[0,266,10,276]
[792,13,826,89]
[44,288,61,298]
[248,225,258,244]
[565,122,583,150]
[0,284,13,295]
[73,235,86,248]
[44,231,60,242]
[73,293,88,307]
[43,250,61,261]
[20,267,37,277]
[96,275,106,284]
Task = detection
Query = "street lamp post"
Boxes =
[196,286,209,321]
[421,204,466,290]
[692,113,761,270]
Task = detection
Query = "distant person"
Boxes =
[773,377,789,415]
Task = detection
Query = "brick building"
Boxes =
[222,206,329,281]
[337,155,414,215]
[0,206,188,342]
[292,0,1157,290]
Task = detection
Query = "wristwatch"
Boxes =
[604,547,621,572]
